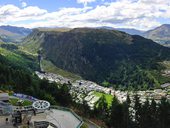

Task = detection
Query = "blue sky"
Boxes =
[0,0,170,30]
[0,0,83,11]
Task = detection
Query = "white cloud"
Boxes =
[21,2,27,8]
[77,0,96,6]
[0,0,170,30]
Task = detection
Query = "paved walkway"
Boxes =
[31,109,81,128]
[0,116,14,128]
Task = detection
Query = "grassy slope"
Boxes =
[20,44,81,80]
[0,48,27,64]
[20,39,41,54]
[93,91,113,106]
[0,42,39,71]
[41,59,81,80]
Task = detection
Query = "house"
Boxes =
[0,93,9,102]
[161,83,170,88]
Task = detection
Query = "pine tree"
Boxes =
[140,98,151,128]
[109,95,123,128]
[133,94,141,128]
[122,94,133,128]
[149,99,158,128]
[158,97,170,128]
[96,95,108,119]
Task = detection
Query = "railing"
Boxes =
[13,93,38,101]
[83,118,101,128]
[13,105,84,128]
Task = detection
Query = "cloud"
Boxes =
[21,2,27,8]
[19,0,27,8]
[0,5,47,22]
[77,0,96,6]
[0,0,170,30]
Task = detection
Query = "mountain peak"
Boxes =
[144,24,170,45]
[160,24,170,27]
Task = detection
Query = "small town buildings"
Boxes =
[0,93,12,115]
[0,93,9,102]
[161,83,170,89]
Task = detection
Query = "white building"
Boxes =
[0,93,9,102]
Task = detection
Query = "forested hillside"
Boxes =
[22,28,170,89]
[0,42,71,106]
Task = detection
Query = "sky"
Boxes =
[0,0,170,30]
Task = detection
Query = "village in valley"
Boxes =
[35,71,170,110]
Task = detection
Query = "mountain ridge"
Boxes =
[0,25,32,43]
[21,28,170,89]
[143,24,170,45]
[100,24,170,46]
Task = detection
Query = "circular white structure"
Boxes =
[32,100,50,110]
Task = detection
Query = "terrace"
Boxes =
[0,107,83,128]
[0,93,83,128]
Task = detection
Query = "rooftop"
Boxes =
[31,108,82,128]
[0,106,83,128]
[0,94,83,128]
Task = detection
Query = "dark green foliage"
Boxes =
[139,98,151,128]
[38,80,72,106]
[122,94,132,128]
[26,28,170,89]
[158,98,170,128]
[0,54,33,92]
[0,43,18,50]
[93,94,170,128]
[94,95,108,120]
[133,94,142,127]
[0,53,72,106]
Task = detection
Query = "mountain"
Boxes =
[116,28,144,36]
[0,40,71,107]
[96,26,144,36]
[0,42,38,71]
[113,25,170,47]
[22,28,170,89]
[0,25,32,43]
[0,38,40,92]
[0,37,3,42]
[144,24,170,46]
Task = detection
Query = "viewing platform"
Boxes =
[0,94,83,128]
[0,106,83,128]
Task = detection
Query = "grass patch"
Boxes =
[21,39,41,54]
[9,98,33,106]
[10,98,19,106]
[81,123,89,128]
[41,59,82,80]
[93,91,113,107]
[0,47,38,71]
[22,100,33,106]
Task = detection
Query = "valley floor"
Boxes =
[36,71,170,110]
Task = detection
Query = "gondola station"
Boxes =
[0,93,83,128]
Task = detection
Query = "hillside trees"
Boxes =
[85,94,170,128]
